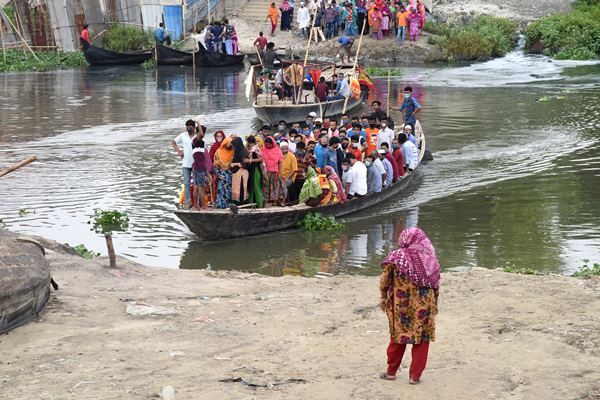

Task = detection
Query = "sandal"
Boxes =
[379,372,396,381]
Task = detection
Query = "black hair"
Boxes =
[372,100,381,106]
[350,135,360,142]
[352,123,362,129]
[329,137,341,145]
[398,133,408,143]
[361,115,370,120]
[261,125,271,131]
[185,119,196,127]
[301,124,309,129]
[341,137,350,142]
[278,120,287,125]
[318,133,328,139]
[83,23,89,29]
[381,116,389,122]
[296,141,306,150]
[267,42,275,49]
[159,22,164,28]
[259,31,264,36]
[199,124,207,134]
[351,116,359,120]
[223,18,229,24]
[345,153,356,161]
[319,77,326,83]
[368,116,376,121]
[247,135,257,144]
[342,113,349,118]
[404,86,413,92]
[380,142,389,148]
[289,128,298,134]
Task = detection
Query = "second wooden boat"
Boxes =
[81,40,152,66]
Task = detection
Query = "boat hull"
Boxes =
[253,92,366,124]
[82,41,152,66]
[0,230,51,334]
[175,166,418,241]
[156,44,203,65]
[197,45,245,67]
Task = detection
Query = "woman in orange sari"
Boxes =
[368,6,382,40]
[213,137,234,208]
[266,2,280,36]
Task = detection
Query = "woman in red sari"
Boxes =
[379,227,440,384]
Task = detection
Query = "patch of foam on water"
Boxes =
[404,39,600,88]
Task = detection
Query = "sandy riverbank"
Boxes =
[1,238,599,400]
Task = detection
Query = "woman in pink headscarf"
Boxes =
[379,227,440,384]
[407,6,421,41]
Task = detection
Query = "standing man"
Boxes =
[343,153,368,198]
[377,117,394,149]
[155,22,171,46]
[371,100,394,128]
[211,22,223,52]
[399,85,421,133]
[171,120,198,209]
[324,2,339,39]
[365,116,380,155]
[298,1,310,38]
[222,19,235,55]
[336,35,354,64]
[399,132,418,173]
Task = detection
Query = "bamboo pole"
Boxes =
[387,69,391,116]
[2,9,38,60]
[255,45,263,67]
[182,0,186,39]
[1,18,6,63]
[297,9,319,104]
[342,20,366,114]
[0,155,36,177]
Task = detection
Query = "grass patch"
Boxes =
[366,66,402,77]
[104,24,154,52]
[426,16,518,62]
[502,265,538,275]
[0,49,86,72]
[524,0,600,60]
[572,259,600,278]
[72,244,100,259]
[297,213,344,231]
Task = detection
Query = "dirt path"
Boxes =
[1,245,598,399]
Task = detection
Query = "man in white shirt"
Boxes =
[370,150,387,184]
[399,132,419,172]
[171,119,197,209]
[297,2,310,38]
[377,117,394,149]
[343,153,368,198]
[327,73,350,101]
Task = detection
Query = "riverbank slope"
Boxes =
[0,238,598,399]
[232,0,573,65]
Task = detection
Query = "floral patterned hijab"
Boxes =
[382,227,440,289]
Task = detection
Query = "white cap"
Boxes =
[308,112,317,118]
[315,117,323,123]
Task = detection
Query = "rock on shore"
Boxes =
[0,239,598,399]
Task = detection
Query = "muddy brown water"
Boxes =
[1,54,599,276]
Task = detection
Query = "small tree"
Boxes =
[90,209,129,268]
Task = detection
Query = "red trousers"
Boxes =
[386,339,430,380]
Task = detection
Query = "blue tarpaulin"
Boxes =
[164,5,183,41]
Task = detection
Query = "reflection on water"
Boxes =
[0,57,599,276]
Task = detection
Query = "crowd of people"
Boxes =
[203,18,241,55]
[266,0,427,43]
[172,86,422,210]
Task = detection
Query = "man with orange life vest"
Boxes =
[365,116,380,155]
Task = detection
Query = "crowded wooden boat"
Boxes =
[172,87,427,240]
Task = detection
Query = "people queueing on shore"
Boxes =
[261,0,428,58]
[379,226,440,384]
[204,19,241,55]
[171,95,422,210]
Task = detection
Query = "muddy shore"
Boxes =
[230,0,573,66]
[1,238,598,400]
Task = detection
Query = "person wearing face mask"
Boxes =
[305,112,316,132]
[378,149,394,187]
[287,129,298,153]
[364,153,383,194]
[300,124,312,139]
[172,119,199,209]
[341,137,351,155]
[377,117,394,150]
[365,116,380,155]
[314,132,329,169]
[391,137,405,178]
[370,150,388,186]
[341,113,352,130]
[351,122,367,144]
[402,124,418,146]
[399,132,418,173]
[325,136,342,176]
[338,127,347,139]
[313,117,324,133]
[399,85,421,134]
[349,134,364,161]
[275,120,288,140]
[343,153,368,199]
[380,142,400,182]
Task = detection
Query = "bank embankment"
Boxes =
[0,237,598,399]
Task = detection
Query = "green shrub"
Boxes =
[0,49,86,72]
[73,244,100,259]
[524,2,600,60]
[365,67,402,77]
[502,265,538,275]
[428,16,518,62]
[297,213,344,231]
[104,24,154,52]
[572,260,600,278]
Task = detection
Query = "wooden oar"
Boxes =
[0,155,36,177]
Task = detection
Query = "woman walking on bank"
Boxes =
[379,227,440,384]
[266,2,281,36]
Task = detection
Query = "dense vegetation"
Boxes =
[524,0,600,60]
[0,49,86,72]
[104,24,154,52]
[297,213,344,231]
[425,16,518,62]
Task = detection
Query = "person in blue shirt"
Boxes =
[211,22,224,53]
[336,35,354,64]
[155,23,171,46]
[399,85,421,134]
[314,133,329,169]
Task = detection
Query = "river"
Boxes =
[1,51,599,277]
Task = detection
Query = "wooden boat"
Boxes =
[0,229,51,333]
[155,43,204,66]
[197,44,245,67]
[175,132,427,241]
[249,62,371,124]
[81,40,152,66]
